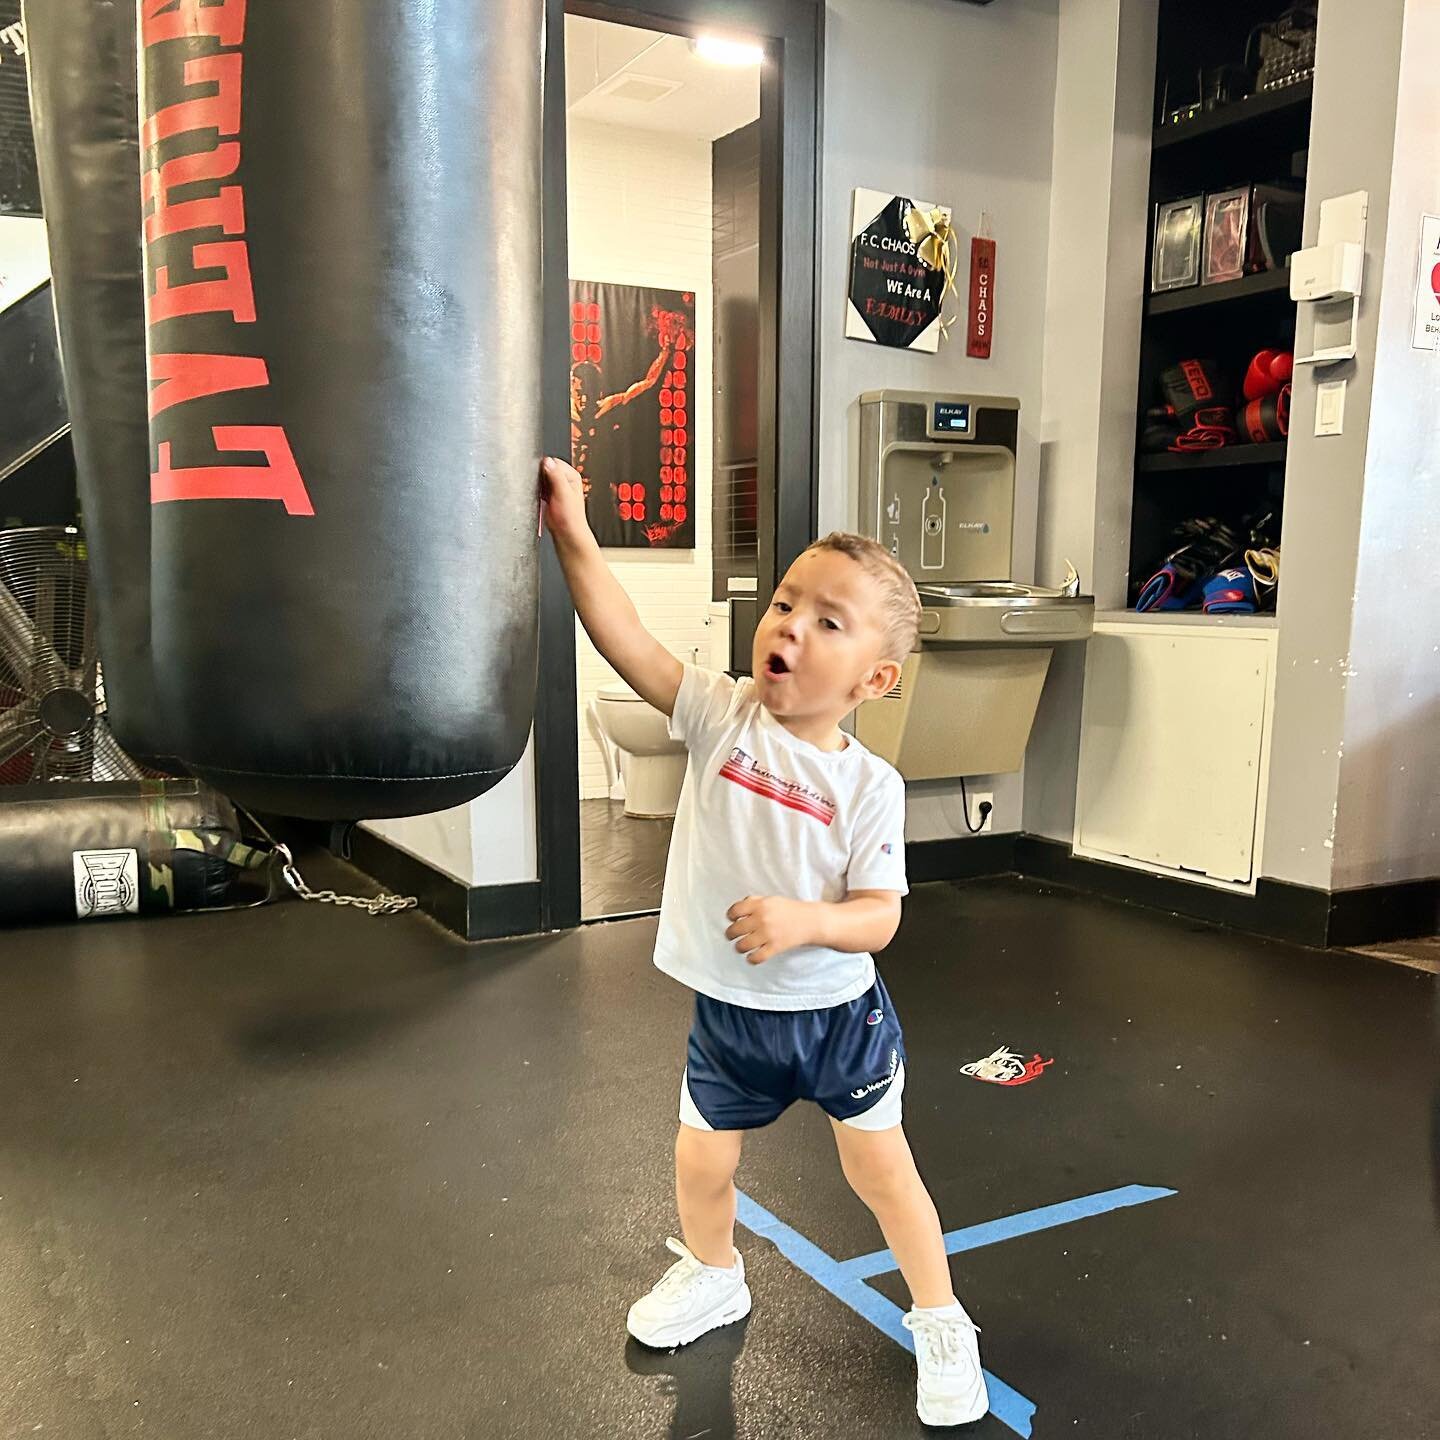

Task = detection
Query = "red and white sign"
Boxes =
[967,236,996,359]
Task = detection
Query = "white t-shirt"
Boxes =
[653,665,909,1011]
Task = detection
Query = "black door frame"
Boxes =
[537,0,823,932]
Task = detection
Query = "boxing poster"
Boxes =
[569,280,697,550]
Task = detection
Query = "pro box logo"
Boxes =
[73,848,140,920]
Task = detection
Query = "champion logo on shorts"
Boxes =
[865,1008,884,1026]
[850,1047,900,1099]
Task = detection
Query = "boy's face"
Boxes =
[751,549,901,724]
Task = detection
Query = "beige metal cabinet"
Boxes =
[1074,617,1277,888]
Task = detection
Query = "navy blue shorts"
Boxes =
[679,976,907,1132]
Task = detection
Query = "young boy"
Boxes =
[540,455,988,1427]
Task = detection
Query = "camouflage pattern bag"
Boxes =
[0,779,275,924]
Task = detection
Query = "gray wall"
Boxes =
[819,0,1060,841]
[1261,0,1407,890]
[1022,0,1156,843]
[1329,0,1440,888]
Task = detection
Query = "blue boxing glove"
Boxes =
[1202,567,1258,615]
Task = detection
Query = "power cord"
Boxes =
[959,775,993,835]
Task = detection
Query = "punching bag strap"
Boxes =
[139,777,279,912]
[179,831,283,911]
[241,811,419,918]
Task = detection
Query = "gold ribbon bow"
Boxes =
[904,204,959,338]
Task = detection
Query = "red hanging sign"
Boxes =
[967,236,996,359]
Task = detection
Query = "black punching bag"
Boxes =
[23,0,171,766]
[138,0,543,819]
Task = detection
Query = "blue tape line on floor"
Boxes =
[735,1189,1038,1438]
[839,1184,1180,1281]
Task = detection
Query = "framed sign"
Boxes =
[846,187,945,353]
[569,280,696,550]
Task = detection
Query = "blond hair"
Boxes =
[803,532,921,663]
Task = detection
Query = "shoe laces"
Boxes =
[903,1309,979,1376]
[652,1237,714,1298]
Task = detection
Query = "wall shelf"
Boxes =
[1153,80,1313,151]
[1127,0,1312,616]
[1139,442,1288,473]
[1095,610,1279,631]
[1147,268,1291,316]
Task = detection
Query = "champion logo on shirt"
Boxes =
[881,843,893,855]
[718,747,837,826]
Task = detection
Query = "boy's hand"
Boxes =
[725,895,814,965]
[538,453,683,715]
[539,456,590,542]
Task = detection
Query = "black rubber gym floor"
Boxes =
[2,869,1437,1439]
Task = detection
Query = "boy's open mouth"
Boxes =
[764,653,790,678]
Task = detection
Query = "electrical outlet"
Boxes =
[967,790,994,833]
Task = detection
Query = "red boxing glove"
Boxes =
[1243,349,1295,402]
[1242,383,1291,443]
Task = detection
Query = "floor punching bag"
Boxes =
[138,0,543,820]
[23,0,172,767]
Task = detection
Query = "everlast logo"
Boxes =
[140,0,313,515]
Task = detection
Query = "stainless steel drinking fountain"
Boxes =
[853,390,1095,778]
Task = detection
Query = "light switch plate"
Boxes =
[1315,379,1346,436]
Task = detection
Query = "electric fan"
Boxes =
[0,526,418,920]
[0,525,152,785]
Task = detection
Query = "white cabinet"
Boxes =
[1074,616,1277,888]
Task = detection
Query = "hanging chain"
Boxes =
[239,810,421,918]
[269,839,419,917]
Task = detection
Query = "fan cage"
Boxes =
[0,525,151,785]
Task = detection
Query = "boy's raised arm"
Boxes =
[539,456,684,716]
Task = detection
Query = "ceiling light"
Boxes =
[691,35,764,67]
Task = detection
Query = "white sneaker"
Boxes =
[625,1237,752,1349]
[903,1303,989,1427]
